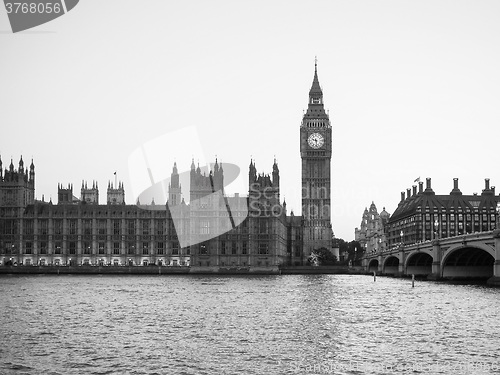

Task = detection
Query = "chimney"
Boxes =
[451,178,462,195]
[401,192,405,202]
[407,188,411,199]
[482,178,493,195]
[419,181,424,194]
[412,185,417,196]
[424,177,435,194]
[492,186,495,195]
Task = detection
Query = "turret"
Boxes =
[211,158,224,192]
[272,158,280,187]
[18,156,24,174]
[107,180,125,204]
[29,159,35,182]
[81,180,99,204]
[168,162,182,206]
[0,156,35,207]
[249,159,257,187]
[171,162,179,188]
[58,183,74,204]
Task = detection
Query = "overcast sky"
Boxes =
[1,0,499,240]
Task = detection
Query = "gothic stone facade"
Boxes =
[355,202,390,254]
[0,66,333,268]
[0,157,303,268]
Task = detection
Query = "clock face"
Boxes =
[307,133,324,149]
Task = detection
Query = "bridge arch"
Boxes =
[383,255,400,275]
[441,245,495,279]
[405,251,433,276]
[368,259,379,273]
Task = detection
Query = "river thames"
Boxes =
[1,275,499,374]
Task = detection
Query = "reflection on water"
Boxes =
[0,275,499,374]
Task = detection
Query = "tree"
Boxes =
[307,247,338,266]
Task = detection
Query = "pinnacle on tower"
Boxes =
[309,58,322,97]
[303,59,329,120]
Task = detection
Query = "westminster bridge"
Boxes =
[362,230,500,285]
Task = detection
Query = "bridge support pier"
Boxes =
[428,239,442,281]
[397,248,405,277]
[487,230,500,286]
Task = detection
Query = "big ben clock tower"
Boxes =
[300,61,333,261]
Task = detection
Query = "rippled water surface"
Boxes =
[1,275,499,374]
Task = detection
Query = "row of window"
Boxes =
[388,222,497,244]
[12,241,183,256]
[21,259,188,267]
[34,210,168,217]
[5,242,277,256]
[19,219,173,236]
[197,242,270,255]
[221,241,248,255]
[391,213,498,230]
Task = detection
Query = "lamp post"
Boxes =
[434,219,439,240]
[400,230,404,245]
[11,244,15,265]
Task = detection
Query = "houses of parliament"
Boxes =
[0,65,334,269]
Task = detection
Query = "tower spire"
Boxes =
[309,58,322,98]
[303,59,328,119]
